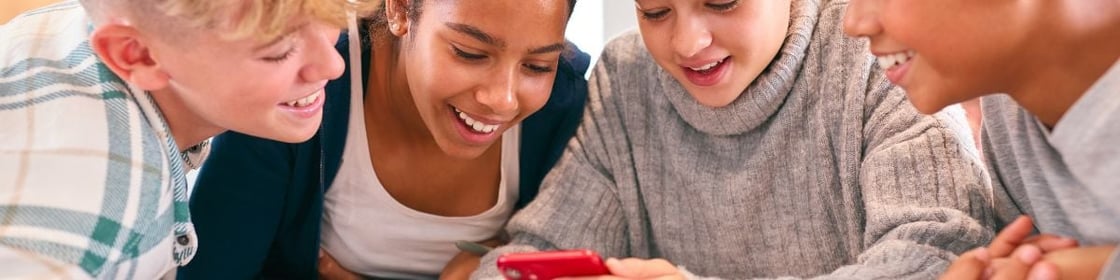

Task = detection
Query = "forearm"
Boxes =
[848,93,995,279]
[671,210,986,280]
[1100,247,1120,280]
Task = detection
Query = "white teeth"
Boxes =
[688,58,725,71]
[877,50,915,70]
[453,107,500,133]
[285,91,321,107]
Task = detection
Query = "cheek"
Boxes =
[637,25,676,65]
[214,69,298,110]
[243,70,295,95]
[518,79,555,115]
[412,63,461,100]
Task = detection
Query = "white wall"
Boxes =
[602,1,638,42]
[565,1,638,76]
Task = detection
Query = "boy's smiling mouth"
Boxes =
[283,90,322,108]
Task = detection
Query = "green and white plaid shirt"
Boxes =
[0,2,204,279]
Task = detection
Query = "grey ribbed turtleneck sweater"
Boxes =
[472,0,994,279]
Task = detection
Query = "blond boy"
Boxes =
[0,0,375,278]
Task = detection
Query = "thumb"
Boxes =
[990,216,1036,257]
[940,248,990,280]
[604,258,632,276]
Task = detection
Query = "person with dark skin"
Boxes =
[845,0,1120,278]
[180,0,587,279]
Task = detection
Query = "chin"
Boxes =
[262,126,320,144]
[686,86,743,108]
[913,103,946,115]
[437,139,492,159]
[906,91,953,115]
[443,147,488,160]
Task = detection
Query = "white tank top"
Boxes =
[320,25,519,279]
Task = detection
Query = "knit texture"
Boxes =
[472,0,995,279]
[982,59,1120,279]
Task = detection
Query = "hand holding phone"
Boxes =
[497,249,610,280]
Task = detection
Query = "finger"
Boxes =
[1011,244,1042,265]
[318,250,339,274]
[940,248,990,280]
[985,245,1044,280]
[606,258,679,279]
[603,258,631,277]
[990,216,1036,257]
[1022,234,1078,254]
[1027,261,1059,280]
[989,256,1031,280]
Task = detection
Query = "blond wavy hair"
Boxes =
[82,0,380,41]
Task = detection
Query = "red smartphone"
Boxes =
[496,249,610,280]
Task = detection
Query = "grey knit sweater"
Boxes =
[472,0,994,279]
[983,59,1120,278]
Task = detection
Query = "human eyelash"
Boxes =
[706,0,740,11]
[453,45,487,60]
[524,63,555,74]
[262,47,298,63]
[639,8,670,21]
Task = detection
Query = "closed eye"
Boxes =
[706,0,740,12]
[523,63,555,74]
[262,47,298,63]
[453,45,487,61]
[639,8,670,21]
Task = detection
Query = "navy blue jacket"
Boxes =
[178,28,589,279]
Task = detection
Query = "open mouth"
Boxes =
[681,56,731,87]
[877,50,915,71]
[687,57,728,74]
[282,90,322,108]
[452,106,500,134]
[877,50,916,84]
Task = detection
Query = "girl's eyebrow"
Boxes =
[446,22,504,48]
[446,22,564,55]
[529,43,565,55]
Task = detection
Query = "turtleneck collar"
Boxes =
[658,0,821,136]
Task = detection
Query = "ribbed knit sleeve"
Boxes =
[814,76,994,279]
[472,0,994,279]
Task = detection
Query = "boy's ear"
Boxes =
[384,0,411,36]
[89,22,171,91]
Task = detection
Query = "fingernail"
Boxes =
[1015,245,1041,264]
[606,257,620,265]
